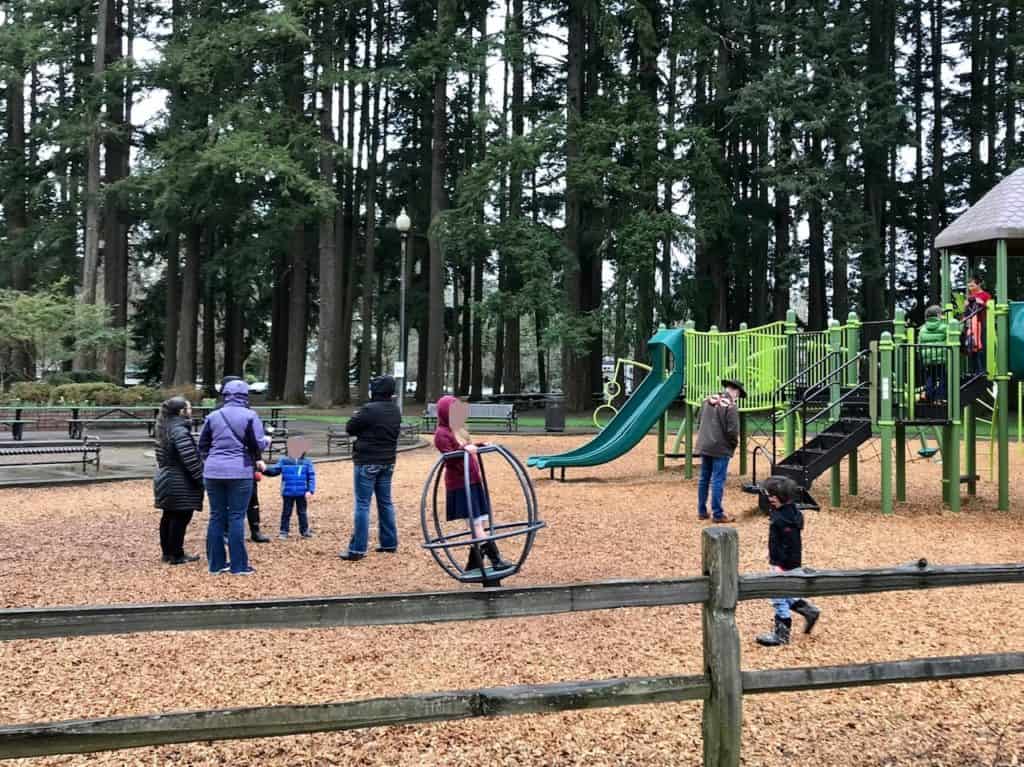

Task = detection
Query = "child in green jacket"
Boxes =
[917,305,947,402]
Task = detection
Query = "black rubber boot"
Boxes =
[791,600,820,634]
[465,545,484,573]
[482,541,513,571]
[756,617,792,647]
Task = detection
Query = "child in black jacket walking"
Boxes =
[756,476,821,647]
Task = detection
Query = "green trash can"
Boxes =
[545,398,566,433]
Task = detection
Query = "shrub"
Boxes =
[131,385,161,404]
[45,370,116,386]
[158,385,205,404]
[52,382,123,404]
[9,382,53,403]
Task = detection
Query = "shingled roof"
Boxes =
[935,168,1024,259]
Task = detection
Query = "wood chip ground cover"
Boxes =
[0,435,1021,765]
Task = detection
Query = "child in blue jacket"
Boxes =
[263,451,316,539]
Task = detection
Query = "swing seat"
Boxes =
[917,447,940,458]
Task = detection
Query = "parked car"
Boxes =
[248,381,269,394]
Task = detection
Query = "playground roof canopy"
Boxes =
[935,168,1024,259]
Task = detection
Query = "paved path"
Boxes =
[0,419,591,489]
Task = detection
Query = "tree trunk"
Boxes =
[928,0,945,305]
[283,226,308,404]
[1007,1,1019,170]
[79,0,109,370]
[807,135,827,330]
[969,2,983,201]
[173,226,201,385]
[269,250,289,399]
[358,14,381,405]
[425,0,455,402]
[201,263,216,398]
[459,263,471,395]
[223,274,244,377]
[161,231,180,385]
[103,0,129,382]
[312,8,338,408]
[911,0,927,322]
[470,7,487,402]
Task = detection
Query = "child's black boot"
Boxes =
[791,600,820,634]
[465,545,484,573]
[756,617,791,647]
[482,541,513,571]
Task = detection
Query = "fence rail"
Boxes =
[1,530,1021,765]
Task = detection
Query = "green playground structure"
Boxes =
[528,168,1024,514]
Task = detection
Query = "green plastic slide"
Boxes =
[527,327,685,471]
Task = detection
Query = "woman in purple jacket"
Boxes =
[198,380,269,575]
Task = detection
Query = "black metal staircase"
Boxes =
[767,351,872,511]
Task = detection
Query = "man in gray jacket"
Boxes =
[695,378,746,523]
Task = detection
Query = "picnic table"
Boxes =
[0,437,101,473]
[65,406,159,439]
[0,415,34,441]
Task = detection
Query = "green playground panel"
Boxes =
[684,321,786,412]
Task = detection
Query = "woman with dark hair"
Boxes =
[153,397,204,565]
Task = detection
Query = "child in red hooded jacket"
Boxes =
[433,395,512,573]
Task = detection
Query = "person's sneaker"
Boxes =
[278,532,289,540]
[251,532,271,543]
[376,546,397,553]
[301,531,314,539]
[170,554,200,565]
[697,514,710,521]
[232,567,256,576]
[339,552,365,561]
[211,566,231,575]
[161,554,172,563]
[712,515,737,524]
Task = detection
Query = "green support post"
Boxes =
[829,320,842,507]
[684,320,696,480]
[892,310,906,503]
[965,401,976,497]
[943,317,962,512]
[941,248,952,311]
[657,334,667,472]
[846,311,861,493]
[896,423,907,503]
[738,323,749,475]
[879,332,895,515]
[996,240,1010,511]
[784,310,798,458]
[684,404,694,479]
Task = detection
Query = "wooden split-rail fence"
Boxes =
[1,528,1022,765]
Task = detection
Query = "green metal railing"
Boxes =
[684,321,786,413]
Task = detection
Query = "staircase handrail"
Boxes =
[774,350,869,421]
[804,381,870,429]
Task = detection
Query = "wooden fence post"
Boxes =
[701,527,742,767]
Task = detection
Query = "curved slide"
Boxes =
[527,327,685,472]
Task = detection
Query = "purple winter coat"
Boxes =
[198,381,270,480]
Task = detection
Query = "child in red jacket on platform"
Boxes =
[433,395,511,572]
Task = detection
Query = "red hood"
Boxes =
[436,395,458,428]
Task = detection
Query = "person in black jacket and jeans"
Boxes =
[756,476,821,647]
[154,397,204,565]
[340,376,402,561]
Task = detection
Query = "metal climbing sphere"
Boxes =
[420,444,545,587]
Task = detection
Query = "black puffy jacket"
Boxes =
[346,386,401,466]
[154,417,205,511]
[768,503,804,571]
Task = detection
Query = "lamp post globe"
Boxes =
[396,210,411,415]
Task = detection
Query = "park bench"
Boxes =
[0,438,101,473]
[0,419,34,441]
[422,402,517,432]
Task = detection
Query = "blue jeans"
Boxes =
[771,596,797,619]
[280,496,309,535]
[205,478,253,574]
[347,464,397,555]
[697,455,730,519]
